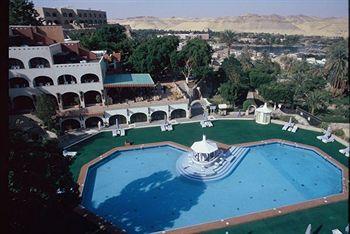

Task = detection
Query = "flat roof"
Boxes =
[104,73,155,88]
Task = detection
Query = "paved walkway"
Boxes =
[59,114,254,148]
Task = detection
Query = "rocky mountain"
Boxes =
[109,14,348,37]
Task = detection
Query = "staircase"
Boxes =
[176,147,249,181]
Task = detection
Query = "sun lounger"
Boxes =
[322,135,335,143]
[200,121,207,128]
[161,125,166,132]
[206,121,213,127]
[317,131,331,141]
[282,123,291,131]
[120,129,125,136]
[112,129,118,137]
[166,124,173,131]
[339,147,349,157]
[63,150,77,157]
[332,229,343,234]
[291,125,298,133]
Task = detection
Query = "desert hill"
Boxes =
[109,14,348,37]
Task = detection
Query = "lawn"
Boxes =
[68,120,349,233]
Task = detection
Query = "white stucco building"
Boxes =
[9,25,190,131]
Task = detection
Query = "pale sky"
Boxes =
[32,0,349,19]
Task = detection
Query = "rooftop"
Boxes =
[104,73,155,88]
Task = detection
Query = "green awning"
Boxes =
[104,73,155,88]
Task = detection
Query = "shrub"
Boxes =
[242,99,255,111]
[333,129,345,137]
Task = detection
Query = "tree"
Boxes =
[305,90,330,115]
[238,48,253,73]
[9,0,42,25]
[9,129,80,234]
[129,36,179,80]
[259,82,293,106]
[249,69,275,90]
[173,38,212,83]
[324,40,349,96]
[218,80,248,106]
[220,55,246,84]
[35,95,57,130]
[220,30,236,56]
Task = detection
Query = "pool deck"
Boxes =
[76,139,349,234]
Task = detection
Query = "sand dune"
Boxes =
[109,14,348,37]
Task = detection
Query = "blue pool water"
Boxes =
[81,143,343,233]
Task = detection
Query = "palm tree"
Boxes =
[324,40,348,96]
[305,90,329,115]
[220,30,236,56]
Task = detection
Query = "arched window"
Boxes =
[61,119,81,131]
[9,77,29,88]
[109,115,127,125]
[130,113,148,123]
[151,111,167,121]
[29,57,50,68]
[83,91,102,106]
[190,102,204,117]
[81,74,99,83]
[85,117,103,128]
[170,109,186,119]
[58,74,77,85]
[68,13,73,17]
[61,92,80,109]
[33,76,54,87]
[9,58,25,69]
[13,96,34,113]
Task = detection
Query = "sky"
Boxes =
[32,0,349,19]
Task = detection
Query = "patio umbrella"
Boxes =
[305,224,312,234]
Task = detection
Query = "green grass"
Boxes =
[68,120,349,233]
[204,201,349,234]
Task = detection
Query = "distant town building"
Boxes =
[158,33,210,41]
[35,7,107,29]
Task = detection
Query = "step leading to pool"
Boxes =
[176,147,250,181]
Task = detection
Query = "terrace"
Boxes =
[67,120,348,233]
[58,80,188,118]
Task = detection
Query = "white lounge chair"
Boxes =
[120,129,125,136]
[206,121,213,127]
[200,121,207,128]
[161,125,166,132]
[282,118,292,131]
[166,124,173,131]
[63,150,77,157]
[282,123,291,131]
[339,147,349,157]
[305,224,312,234]
[112,129,117,137]
[332,229,343,234]
[322,134,335,143]
[291,125,298,133]
[317,127,332,140]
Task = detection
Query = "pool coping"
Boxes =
[76,139,349,234]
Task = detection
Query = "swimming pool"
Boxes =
[81,142,343,233]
